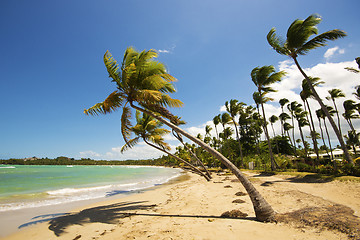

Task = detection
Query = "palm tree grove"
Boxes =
[85,14,360,222]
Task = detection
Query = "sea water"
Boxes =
[0,165,182,212]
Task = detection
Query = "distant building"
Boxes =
[23,157,39,161]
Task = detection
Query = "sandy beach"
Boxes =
[2,171,360,240]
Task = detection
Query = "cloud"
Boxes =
[157,45,176,54]
[79,141,181,161]
[324,46,345,60]
[182,58,359,147]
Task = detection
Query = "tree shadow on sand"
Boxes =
[47,201,253,236]
[48,201,156,236]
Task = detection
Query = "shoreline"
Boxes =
[0,170,188,238]
[3,171,359,239]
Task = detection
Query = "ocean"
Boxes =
[0,165,182,212]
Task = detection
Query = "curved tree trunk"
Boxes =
[172,130,212,179]
[131,103,275,222]
[143,138,211,181]
[293,57,353,164]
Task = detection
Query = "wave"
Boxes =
[0,170,183,212]
[0,166,15,169]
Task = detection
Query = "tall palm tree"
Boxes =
[251,65,286,170]
[315,109,331,160]
[267,14,352,164]
[326,89,345,136]
[85,48,275,221]
[301,77,323,162]
[225,99,244,166]
[316,107,336,161]
[294,106,310,158]
[279,98,290,136]
[269,115,280,153]
[121,111,210,181]
[343,100,359,132]
[287,101,301,156]
[213,114,221,144]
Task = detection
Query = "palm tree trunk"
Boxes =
[131,103,275,222]
[143,138,211,181]
[332,99,343,137]
[305,99,320,163]
[232,119,244,167]
[298,126,308,158]
[323,119,334,160]
[271,123,280,153]
[293,57,353,164]
[317,117,331,159]
[260,101,279,171]
[290,115,297,156]
[172,131,212,179]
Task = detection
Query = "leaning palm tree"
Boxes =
[85,48,275,221]
[316,107,336,161]
[267,14,352,164]
[251,65,286,170]
[279,98,290,136]
[122,111,210,181]
[343,100,359,132]
[287,101,302,156]
[326,88,345,136]
[225,99,244,166]
[294,107,310,158]
[301,77,323,162]
[315,109,331,160]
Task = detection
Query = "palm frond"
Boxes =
[120,137,140,153]
[84,91,123,116]
[104,51,121,84]
[121,106,132,143]
[298,29,347,55]
[267,28,289,55]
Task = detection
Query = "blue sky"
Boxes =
[1,0,359,160]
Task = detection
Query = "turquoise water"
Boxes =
[0,165,182,211]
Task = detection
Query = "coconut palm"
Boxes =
[85,48,275,221]
[294,107,310,158]
[315,108,331,160]
[343,100,359,132]
[213,114,221,143]
[301,77,323,162]
[326,89,345,136]
[279,98,290,136]
[344,130,359,155]
[225,99,244,166]
[122,111,210,181]
[172,130,212,179]
[251,65,286,170]
[354,85,360,101]
[267,14,352,164]
[287,101,302,155]
[316,107,336,161]
[269,115,280,153]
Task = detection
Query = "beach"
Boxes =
[2,171,360,240]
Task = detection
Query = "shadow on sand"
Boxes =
[39,201,253,236]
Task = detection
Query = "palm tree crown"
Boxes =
[267,14,346,58]
[84,48,183,143]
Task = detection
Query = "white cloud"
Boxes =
[324,46,345,60]
[157,45,176,54]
